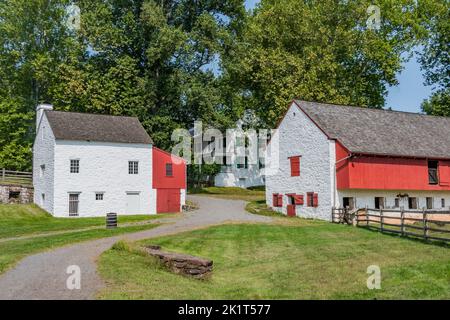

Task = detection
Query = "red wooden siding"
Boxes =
[289,156,301,176]
[152,147,186,189]
[336,142,450,191]
[157,189,180,213]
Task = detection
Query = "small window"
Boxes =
[408,197,418,210]
[40,164,45,178]
[70,160,79,173]
[426,197,433,210]
[69,193,79,216]
[394,198,400,208]
[428,160,439,185]
[343,197,355,210]
[375,197,385,209]
[272,193,283,207]
[95,193,104,201]
[307,192,318,207]
[166,163,173,177]
[128,161,139,174]
[442,198,446,208]
[237,157,248,169]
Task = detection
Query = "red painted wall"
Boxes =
[336,142,450,191]
[152,147,186,189]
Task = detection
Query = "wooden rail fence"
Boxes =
[0,169,33,186]
[332,207,450,244]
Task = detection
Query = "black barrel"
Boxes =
[106,212,117,229]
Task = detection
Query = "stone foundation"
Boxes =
[144,245,213,279]
[0,184,34,204]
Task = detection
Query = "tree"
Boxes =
[418,0,449,116]
[223,0,424,126]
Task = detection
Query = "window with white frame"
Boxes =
[128,161,139,174]
[95,193,104,201]
[70,159,79,173]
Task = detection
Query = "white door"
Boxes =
[126,192,140,213]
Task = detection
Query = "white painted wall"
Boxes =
[52,140,156,217]
[214,165,265,188]
[265,102,333,220]
[33,112,56,213]
[338,189,450,211]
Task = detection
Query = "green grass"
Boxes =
[0,223,160,274]
[189,187,265,202]
[0,204,170,239]
[98,222,450,300]
[246,200,284,217]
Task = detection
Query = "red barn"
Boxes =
[266,100,450,220]
[152,147,187,213]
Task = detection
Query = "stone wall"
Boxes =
[0,185,34,204]
[144,245,213,279]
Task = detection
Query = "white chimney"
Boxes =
[36,103,53,129]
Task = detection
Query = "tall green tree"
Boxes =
[223,0,425,126]
[419,0,449,116]
[0,0,76,170]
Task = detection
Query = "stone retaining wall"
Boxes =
[0,184,34,204]
[143,245,213,279]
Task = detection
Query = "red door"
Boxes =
[157,189,181,213]
[287,204,296,217]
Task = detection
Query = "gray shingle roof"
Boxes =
[45,111,153,144]
[294,100,450,159]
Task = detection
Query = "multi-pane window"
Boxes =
[408,197,418,210]
[166,163,173,176]
[96,193,104,201]
[69,193,79,216]
[70,160,79,173]
[128,161,139,174]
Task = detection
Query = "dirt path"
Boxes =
[0,196,271,300]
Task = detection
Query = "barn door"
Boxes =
[157,189,181,213]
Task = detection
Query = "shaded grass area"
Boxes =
[0,204,168,239]
[189,187,265,202]
[246,200,283,217]
[98,222,450,300]
[0,223,160,274]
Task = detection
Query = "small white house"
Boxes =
[266,100,450,220]
[33,104,185,217]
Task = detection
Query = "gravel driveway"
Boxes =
[0,196,271,300]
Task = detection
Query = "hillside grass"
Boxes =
[98,221,450,300]
[0,204,169,239]
[189,187,265,202]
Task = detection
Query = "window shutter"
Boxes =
[272,194,278,207]
[277,194,283,207]
[313,193,319,207]
[290,156,300,177]
[306,192,313,207]
[293,194,304,205]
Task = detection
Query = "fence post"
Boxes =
[423,208,429,241]
[400,207,405,236]
[365,205,369,227]
[331,207,335,223]
[380,208,384,232]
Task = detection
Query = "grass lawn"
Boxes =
[246,200,283,217]
[0,223,160,274]
[189,187,265,202]
[98,221,450,300]
[0,204,170,239]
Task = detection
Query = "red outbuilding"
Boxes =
[152,147,187,213]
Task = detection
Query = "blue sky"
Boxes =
[244,0,432,113]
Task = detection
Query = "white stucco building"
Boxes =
[33,104,185,217]
[266,100,450,220]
